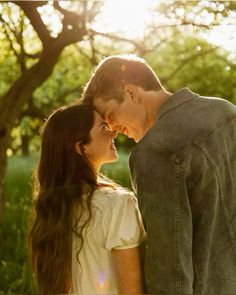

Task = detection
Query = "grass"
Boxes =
[0,149,131,294]
[0,156,38,294]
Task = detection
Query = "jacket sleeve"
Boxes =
[129,142,194,295]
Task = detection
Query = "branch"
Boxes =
[0,14,26,71]
[139,35,173,57]
[150,21,217,32]
[89,29,143,52]
[12,1,52,46]
[89,36,99,66]
[215,55,236,70]
[87,1,103,23]
[163,46,219,83]
[0,5,41,64]
[15,11,27,71]
[20,100,44,119]
[53,1,82,31]
[20,86,81,119]
[51,2,88,48]
[0,15,17,56]
[57,87,81,103]
[25,52,41,59]
[75,39,99,67]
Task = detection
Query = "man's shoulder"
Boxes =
[131,89,236,161]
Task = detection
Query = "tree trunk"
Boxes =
[21,134,30,156]
[0,47,63,224]
[0,133,9,242]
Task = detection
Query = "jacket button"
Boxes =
[174,157,180,163]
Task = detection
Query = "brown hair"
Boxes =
[29,103,105,294]
[82,54,163,105]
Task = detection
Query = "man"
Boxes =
[82,54,236,295]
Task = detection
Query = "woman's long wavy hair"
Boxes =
[29,103,103,294]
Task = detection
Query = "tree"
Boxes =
[0,1,235,292]
[0,0,102,231]
[1,0,235,229]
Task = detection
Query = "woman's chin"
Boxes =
[110,153,119,163]
[104,153,119,165]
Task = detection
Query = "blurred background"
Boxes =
[0,1,235,293]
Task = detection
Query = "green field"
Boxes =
[0,150,131,294]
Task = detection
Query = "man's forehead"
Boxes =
[93,97,110,118]
[93,98,105,118]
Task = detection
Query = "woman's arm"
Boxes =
[112,246,144,294]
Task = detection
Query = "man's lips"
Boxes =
[113,127,128,136]
[122,127,128,136]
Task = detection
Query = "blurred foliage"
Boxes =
[146,36,236,102]
[6,34,236,155]
[0,156,38,294]
[0,1,236,293]
[0,1,235,155]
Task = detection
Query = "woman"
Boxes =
[29,103,146,294]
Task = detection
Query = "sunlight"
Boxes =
[206,12,236,53]
[93,0,236,54]
[94,0,153,38]
[26,1,236,54]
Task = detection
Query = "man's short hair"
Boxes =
[82,54,163,104]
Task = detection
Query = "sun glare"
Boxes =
[94,0,152,38]
[93,0,236,54]
[23,0,236,55]
[206,11,236,53]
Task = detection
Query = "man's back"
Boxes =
[129,88,236,294]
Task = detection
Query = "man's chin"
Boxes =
[130,134,140,143]
[124,130,141,143]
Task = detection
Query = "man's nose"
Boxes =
[106,114,114,125]
[107,122,116,132]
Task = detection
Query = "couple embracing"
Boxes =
[29,55,236,295]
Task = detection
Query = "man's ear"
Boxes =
[124,84,141,103]
[75,142,83,156]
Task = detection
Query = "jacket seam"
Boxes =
[192,115,236,144]
[138,115,236,165]
[174,163,182,295]
[192,141,236,255]
[158,95,198,120]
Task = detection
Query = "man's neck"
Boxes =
[145,89,171,128]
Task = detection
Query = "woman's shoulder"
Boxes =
[92,187,136,205]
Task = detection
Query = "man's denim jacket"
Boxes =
[129,88,236,295]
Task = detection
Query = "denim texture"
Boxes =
[129,88,236,295]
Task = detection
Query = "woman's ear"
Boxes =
[75,142,83,156]
[124,84,141,104]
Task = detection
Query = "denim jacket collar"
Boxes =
[157,88,198,121]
